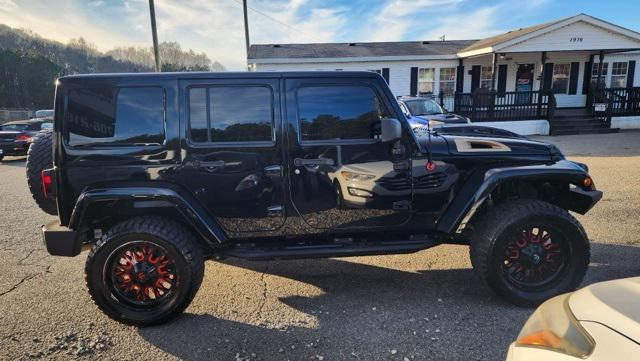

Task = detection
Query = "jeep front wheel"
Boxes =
[85,216,204,326]
[469,200,590,307]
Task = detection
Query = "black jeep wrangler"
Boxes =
[31,71,601,326]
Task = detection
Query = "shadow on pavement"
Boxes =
[138,242,639,360]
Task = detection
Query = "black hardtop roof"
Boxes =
[59,71,383,82]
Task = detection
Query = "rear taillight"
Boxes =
[41,169,53,198]
[16,133,31,142]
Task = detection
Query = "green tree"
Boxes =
[0,49,61,108]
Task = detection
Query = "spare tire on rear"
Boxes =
[26,129,57,215]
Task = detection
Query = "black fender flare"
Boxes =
[68,186,227,247]
[436,160,602,235]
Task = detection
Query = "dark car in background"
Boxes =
[0,119,52,160]
[397,96,470,132]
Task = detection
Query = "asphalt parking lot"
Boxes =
[1,131,639,361]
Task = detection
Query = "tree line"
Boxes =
[0,24,225,109]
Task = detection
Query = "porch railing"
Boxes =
[590,87,640,117]
[448,90,555,122]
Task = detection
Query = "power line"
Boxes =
[230,0,323,42]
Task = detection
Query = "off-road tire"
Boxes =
[26,129,57,215]
[469,199,590,307]
[85,216,204,326]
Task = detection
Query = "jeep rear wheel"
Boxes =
[85,216,204,326]
[26,129,57,215]
[469,200,589,307]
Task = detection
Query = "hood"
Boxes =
[339,161,392,177]
[416,125,557,158]
[569,277,640,344]
[413,113,468,124]
[434,124,527,139]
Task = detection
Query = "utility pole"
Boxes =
[149,0,161,72]
[243,0,251,62]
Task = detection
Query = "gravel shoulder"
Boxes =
[1,132,639,361]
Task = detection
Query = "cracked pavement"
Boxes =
[1,131,640,360]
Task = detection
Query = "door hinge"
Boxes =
[264,165,283,177]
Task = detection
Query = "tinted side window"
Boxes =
[297,85,389,141]
[189,88,208,142]
[188,86,273,143]
[66,87,165,146]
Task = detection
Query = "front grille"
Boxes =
[376,172,447,191]
[414,172,447,189]
[376,174,411,191]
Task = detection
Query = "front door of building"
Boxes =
[515,64,535,104]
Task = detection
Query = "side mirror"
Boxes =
[381,118,402,142]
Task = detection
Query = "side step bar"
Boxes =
[219,239,441,261]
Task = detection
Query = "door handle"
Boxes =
[294,158,334,167]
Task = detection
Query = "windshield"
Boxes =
[405,99,444,116]
[1,124,30,131]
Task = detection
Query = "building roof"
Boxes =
[458,13,640,56]
[458,18,566,53]
[248,13,640,63]
[248,40,477,60]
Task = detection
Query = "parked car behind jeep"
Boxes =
[32,71,601,326]
[397,96,470,132]
[0,119,52,160]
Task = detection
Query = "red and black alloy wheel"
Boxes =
[469,200,590,307]
[85,217,204,326]
[501,226,569,290]
[107,242,178,306]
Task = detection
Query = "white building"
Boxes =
[248,14,640,135]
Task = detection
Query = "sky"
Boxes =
[0,0,639,70]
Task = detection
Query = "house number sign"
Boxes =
[570,37,584,43]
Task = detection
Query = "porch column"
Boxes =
[537,51,547,117]
[455,58,464,112]
[596,50,605,89]
[455,58,464,93]
[539,51,547,91]
[490,53,498,91]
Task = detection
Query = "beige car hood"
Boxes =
[569,277,640,344]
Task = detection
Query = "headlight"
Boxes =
[428,120,445,127]
[340,171,375,182]
[347,187,373,198]
[515,294,595,358]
